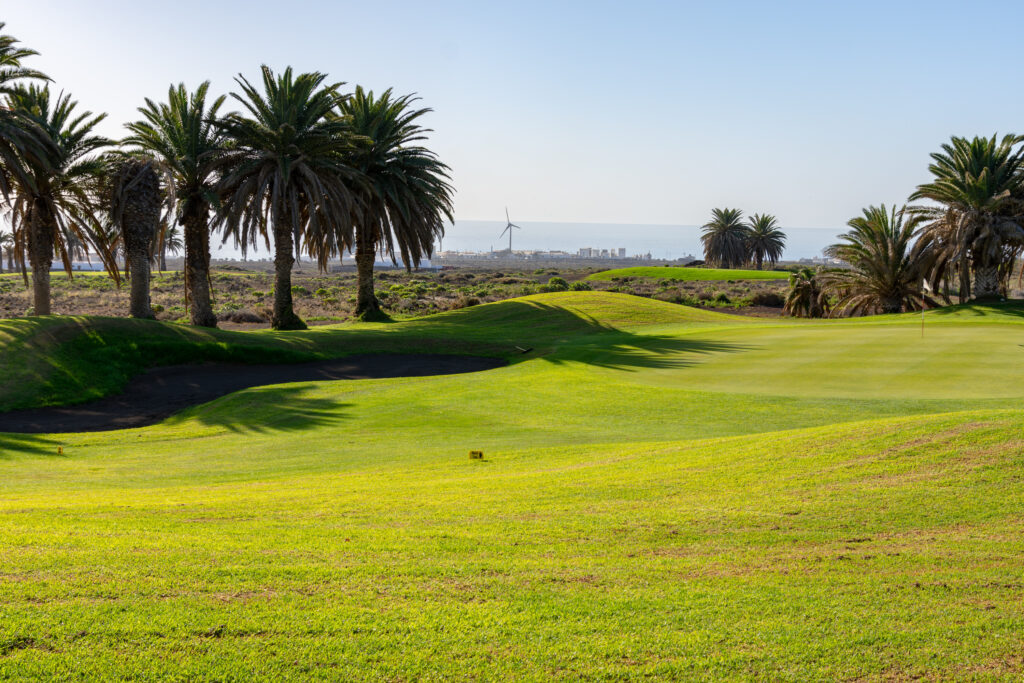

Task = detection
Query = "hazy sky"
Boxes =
[9,1,1024,230]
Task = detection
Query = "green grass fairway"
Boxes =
[587,265,792,281]
[2,292,1024,679]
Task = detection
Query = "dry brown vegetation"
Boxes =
[0,265,788,326]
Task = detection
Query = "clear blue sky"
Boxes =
[10,1,1024,230]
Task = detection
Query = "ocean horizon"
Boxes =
[201,219,845,262]
[440,220,845,261]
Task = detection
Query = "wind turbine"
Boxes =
[499,207,521,254]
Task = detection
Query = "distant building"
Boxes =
[617,248,626,258]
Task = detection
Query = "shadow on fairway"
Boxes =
[0,433,62,459]
[540,332,753,370]
[479,301,754,370]
[931,300,1024,319]
[165,385,351,434]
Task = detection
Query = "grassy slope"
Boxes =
[2,411,1024,679]
[1,292,723,411]
[587,266,792,281]
[3,293,1024,678]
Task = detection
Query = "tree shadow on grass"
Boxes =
[931,299,1024,319]
[540,332,754,371]
[163,384,351,434]
[0,432,63,459]
[478,301,754,370]
[544,329,753,370]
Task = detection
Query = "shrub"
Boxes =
[290,286,311,297]
[569,280,592,291]
[750,291,785,307]
[218,309,267,324]
[713,292,731,304]
[547,276,569,291]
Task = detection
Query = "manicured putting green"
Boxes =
[587,265,791,281]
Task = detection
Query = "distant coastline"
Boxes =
[439,220,844,261]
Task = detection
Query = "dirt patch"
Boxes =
[0,353,506,434]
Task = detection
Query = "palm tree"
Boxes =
[108,157,162,318]
[820,205,930,316]
[909,134,1024,300]
[0,229,12,273]
[5,84,116,315]
[701,208,749,268]
[784,267,829,318]
[746,213,785,270]
[0,23,53,200]
[214,66,357,330]
[125,82,226,327]
[333,87,454,318]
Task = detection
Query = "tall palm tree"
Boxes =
[214,66,357,330]
[909,134,1024,300]
[125,82,226,327]
[333,87,453,318]
[701,208,749,268]
[784,267,829,318]
[5,84,116,315]
[820,205,930,316]
[0,22,53,200]
[108,157,162,318]
[746,213,786,270]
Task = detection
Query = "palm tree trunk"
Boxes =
[28,199,54,316]
[354,226,381,319]
[127,237,154,319]
[184,206,217,328]
[118,162,159,320]
[755,253,763,270]
[881,296,902,314]
[973,262,1000,299]
[159,246,166,273]
[271,223,306,330]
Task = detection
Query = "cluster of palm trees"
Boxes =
[700,209,787,270]
[0,24,452,329]
[786,134,1024,318]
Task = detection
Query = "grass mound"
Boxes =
[587,266,791,281]
[0,293,739,411]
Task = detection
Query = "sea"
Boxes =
[198,220,846,262]
[438,220,845,261]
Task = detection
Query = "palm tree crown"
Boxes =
[214,66,358,330]
[336,86,454,318]
[0,22,53,198]
[125,81,227,327]
[746,213,785,270]
[701,208,749,268]
[821,204,929,316]
[909,134,1024,299]
[5,84,115,314]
